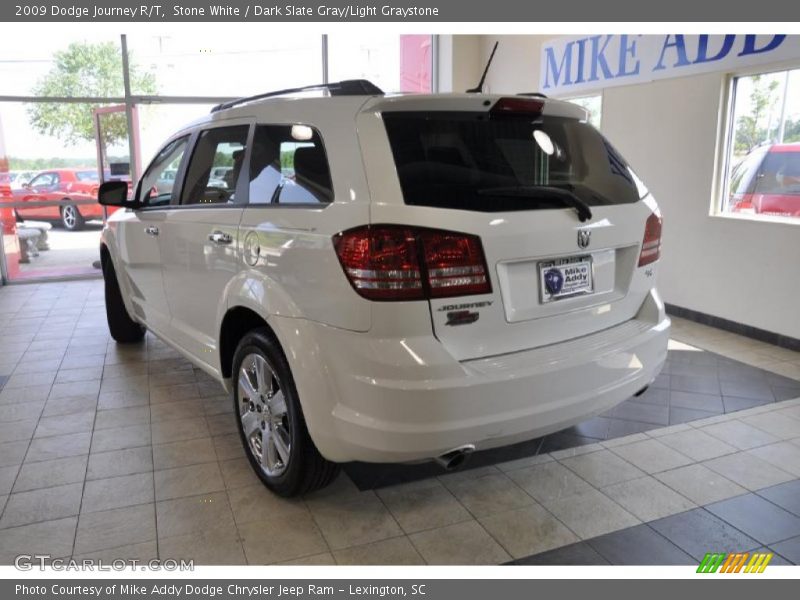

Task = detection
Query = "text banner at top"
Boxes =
[3,0,800,22]
[540,34,800,96]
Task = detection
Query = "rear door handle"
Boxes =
[208,231,233,245]
[145,226,159,236]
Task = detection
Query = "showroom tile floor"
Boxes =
[0,280,799,566]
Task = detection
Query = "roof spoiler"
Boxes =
[211,79,384,113]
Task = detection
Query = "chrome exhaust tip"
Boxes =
[434,444,476,471]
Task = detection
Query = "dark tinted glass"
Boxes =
[248,125,332,205]
[383,112,645,212]
[181,126,248,206]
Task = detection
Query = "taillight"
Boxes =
[333,225,492,301]
[490,97,544,117]
[638,210,663,267]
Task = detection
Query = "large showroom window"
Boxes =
[327,34,434,92]
[0,33,435,283]
[721,67,800,221]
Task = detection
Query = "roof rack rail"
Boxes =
[517,92,548,99]
[211,79,384,113]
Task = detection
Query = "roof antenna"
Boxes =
[466,42,499,93]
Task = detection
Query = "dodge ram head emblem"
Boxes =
[577,229,591,249]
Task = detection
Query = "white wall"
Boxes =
[465,35,800,339]
[437,35,483,92]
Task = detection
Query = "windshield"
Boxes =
[383,112,646,212]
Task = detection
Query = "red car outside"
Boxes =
[730,143,800,218]
[12,168,120,230]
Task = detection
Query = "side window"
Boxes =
[31,173,55,188]
[138,136,189,207]
[181,126,249,206]
[248,124,333,205]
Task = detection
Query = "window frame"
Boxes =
[244,122,335,210]
[714,62,800,226]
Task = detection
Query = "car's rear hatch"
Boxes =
[358,95,659,361]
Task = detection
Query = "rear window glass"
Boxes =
[248,124,333,205]
[76,170,98,181]
[753,151,800,196]
[383,112,645,212]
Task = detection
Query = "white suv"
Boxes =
[98,80,670,496]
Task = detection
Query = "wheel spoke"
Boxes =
[238,371,258,402]
[272,425,291,464]
[254,357,271,395]
[268,389,287,418]
[240,410,260,438]
[262,428,278,470]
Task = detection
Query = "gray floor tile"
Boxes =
[0,440,28,468]
[587,524,695,565]
[706,493,800,545]
[154,462,225,501]
[34,411,95,438]
[86,446,153,480]
[669,406,719,425]
[512,541,610,565]
[25,431,91,463]
[479,503,579,559]
[757,480,800,517]
[13,455,87,493]
[91,424,151,453]
[74,503,156,555]
[0,419,37,444]
[377,478,472,534]
[81,472,154,513]
[770,536,800,565]
[155,491,235,539]
[671,375,721,396]
[409,520,511,565]
[610,400,669,426]
[649,508,760,560]
[308,492,403,551]
[442,472,533,518]
[160,526,247,565]
[0,483,83,528]
[559,449,645,488]
[0,517,77,565]
[333,536,425,565]
[720,380,775,401]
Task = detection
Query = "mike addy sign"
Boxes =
[540,34,799,95]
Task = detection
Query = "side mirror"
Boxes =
[22,182,31,189]
[98,180,135,207]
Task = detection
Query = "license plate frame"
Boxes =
[539,255,594,303]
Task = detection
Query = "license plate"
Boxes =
[539,256,593,303]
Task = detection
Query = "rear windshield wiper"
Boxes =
[477,185,593,222]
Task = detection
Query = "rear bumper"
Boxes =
[279,290,670,463]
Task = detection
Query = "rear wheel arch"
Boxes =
[219,306,280,379]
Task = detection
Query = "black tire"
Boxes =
[232,328,339,497]
[60,203,85,231]
[102,258,146,343]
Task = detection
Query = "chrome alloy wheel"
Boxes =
[62,205,78,229]
[237,353,291,477]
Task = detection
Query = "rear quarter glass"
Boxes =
[382,111,646,212]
